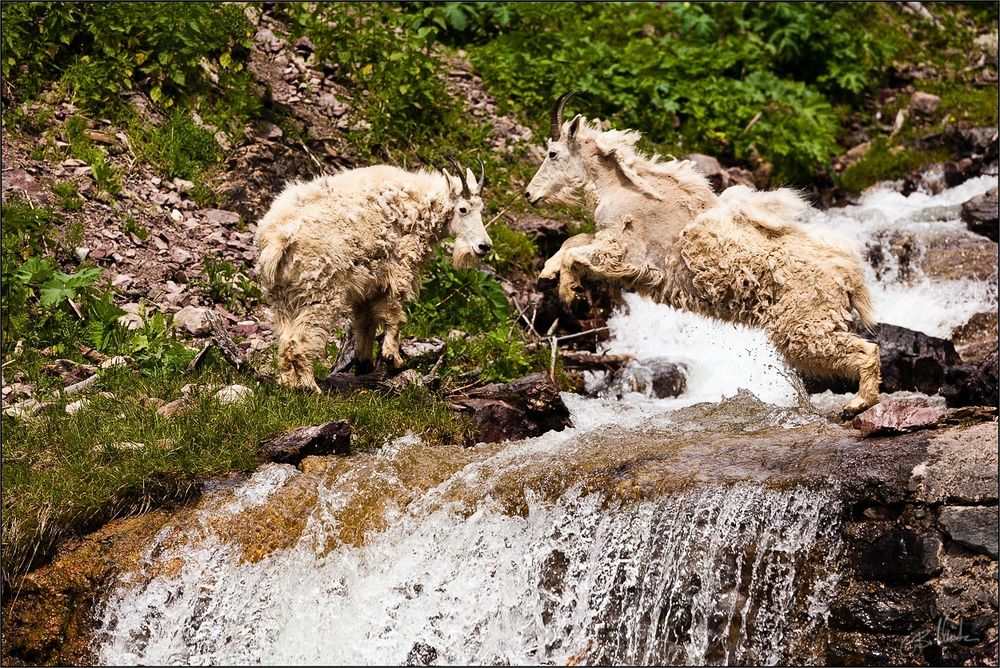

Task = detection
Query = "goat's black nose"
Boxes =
[524,191,531,200]
[478,242,493,254]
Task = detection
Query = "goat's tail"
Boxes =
[255,227,289,290]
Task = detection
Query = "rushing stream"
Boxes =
[95,176,997,665]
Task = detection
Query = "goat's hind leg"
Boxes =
[782,326,881,417]
[277,301,337,392]
[840,333,881,416]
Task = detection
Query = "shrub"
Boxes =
[2,2,253,112]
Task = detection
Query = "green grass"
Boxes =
[1,363,471,588]
[839,138,952,193]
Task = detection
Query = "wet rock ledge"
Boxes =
[1,404,996,666]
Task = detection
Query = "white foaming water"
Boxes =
[96,448,842,666]
[596,293,801,409]
[812,174,998,337]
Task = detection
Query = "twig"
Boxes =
[556,326,609,343]
[299,140,323,171]
[549,335,558,383]
[741,110,763,135]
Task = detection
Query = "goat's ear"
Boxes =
[465,167,478,193]
[568,115,582,140]
[442,169,459,196]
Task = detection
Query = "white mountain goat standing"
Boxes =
[255,160,492,391]
[526,93,881,415]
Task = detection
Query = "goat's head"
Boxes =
[443,158,491,269]
[525,91,588,206]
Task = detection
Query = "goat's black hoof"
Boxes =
[377,355,408,376]
[536,274,558,291]
[570,294,591,318]
[353,359,375,375]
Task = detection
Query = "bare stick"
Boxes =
[556,326,609,343]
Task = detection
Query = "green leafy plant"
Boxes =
[405,253,512,338]
[2,2,253,111]
[50,181,83,212]
[122,216,150,242]
[195,253,263,315]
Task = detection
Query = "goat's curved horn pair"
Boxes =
[550,90,581,140]
[445,157,486,197]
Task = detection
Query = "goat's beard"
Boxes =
[545,183,585,207]
[451,243,478,269]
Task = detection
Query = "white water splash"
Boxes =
[812,174,998,337]
[597,294,801,409]
[96,457,841,666]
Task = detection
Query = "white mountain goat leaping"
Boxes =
[255,160,491,391]
[526,92,881,415]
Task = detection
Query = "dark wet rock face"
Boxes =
[590,357,687,399]
[939,506,999,558]
[455,372,571,444]
[258,420,352,464]
[805,322,997,407]
[961,187,998,242]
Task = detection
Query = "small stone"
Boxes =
[3,398,44,419]
[171,247,193,265]
[64,373,99,396]
[293,35,314,54]
[215,384,253,406]
[172,305,216,337]
[214,131,231,152]
[170,209,183,223]
[156,398,188,418]
[201,208,241,227]
[111,274,133,290]
[939,506,999,558]
[258,420,352,465]
[65,398,90,415]
[172,177,194,193]
[908,91,941,115]
[100,355,129,370]
[75,247,90,262]
[853,398,944,437]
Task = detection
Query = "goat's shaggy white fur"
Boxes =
[529,117,880,414]
[255,164,491,391]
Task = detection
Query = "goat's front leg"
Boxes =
[372,297,407,372]
[538,233,595,314]
[538,233,594,291]
[560,235,665,307]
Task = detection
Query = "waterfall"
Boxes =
[95,449,842,666]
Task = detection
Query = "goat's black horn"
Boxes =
[446,156,471,198]
[550,90,581,140]
[477,158,485,194]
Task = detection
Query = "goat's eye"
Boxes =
[548,150,558,159]
[459,206,468,215]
